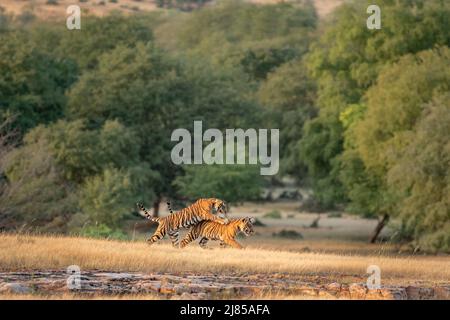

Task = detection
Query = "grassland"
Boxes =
[1,202,448,300]
[1,233,449,286]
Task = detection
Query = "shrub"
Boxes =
[252,218,266,227]
[263,210,282,219]
[272,230,303,239]
[327,212,342,218]
[80,224,128,240]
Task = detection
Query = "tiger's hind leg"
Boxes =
[147,227,166,245]
[168,230,180,248]
[180,229,198,248]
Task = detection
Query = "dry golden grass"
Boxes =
[0,234,448,286]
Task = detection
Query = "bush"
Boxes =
[327,212,342,218]
[80,224,128,240]
[79,168,137,228]
[252,218,266,227]
[298,197,327,213]
[46,0,58,5]
[175,164,263,204]
[263,210,282,219]
[272,230,303,239]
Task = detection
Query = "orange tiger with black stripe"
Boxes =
[180,217,255,249]
[136,198,228,247]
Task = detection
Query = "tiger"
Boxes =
[136,198,228,247]
[180,217,255,249]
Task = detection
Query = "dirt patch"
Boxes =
[0,270,448,300]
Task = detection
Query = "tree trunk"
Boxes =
[370,214,389,243]
[152,197,161,218]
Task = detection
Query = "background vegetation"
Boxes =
[0,0,448,252]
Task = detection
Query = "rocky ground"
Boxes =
[0,270,449,300]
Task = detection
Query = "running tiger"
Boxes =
[136,198,228,247]
[180,217,255,249]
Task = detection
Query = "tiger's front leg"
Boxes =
[180,230,198,248]
[198,237,210,249]
[219,241,228,248]
[223,239,243,249]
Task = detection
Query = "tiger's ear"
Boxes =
[247,217,256,224]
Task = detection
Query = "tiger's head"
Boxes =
[238,217,256,236]
[210,198,228,217]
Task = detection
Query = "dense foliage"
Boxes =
[0,0,448,251]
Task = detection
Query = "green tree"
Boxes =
[174,165,263,204]
[301,0,450,208]
[67,43,261,215]
[1,119,154,231]
[338,103,384,218]
[40,119,143,183]
[0,127,77,231]
[345,47,450,247]
[156,0,316,79]
[354,48,450,176]
[258,59,316,180]
[0,31,77,134]
[57,13,155,70]
[79,168,140,228]
[386,93,450,252]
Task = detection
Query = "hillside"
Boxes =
[1,0,344,20]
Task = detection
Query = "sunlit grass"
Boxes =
[0,234,448,285]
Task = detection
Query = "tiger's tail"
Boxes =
[167,201,174,214]
[136,202,159,222]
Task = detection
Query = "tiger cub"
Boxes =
[136,198,228,247]
[180,217,255,249]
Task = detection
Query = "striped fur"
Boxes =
[180,217,255,249]
[136,198,228,247]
